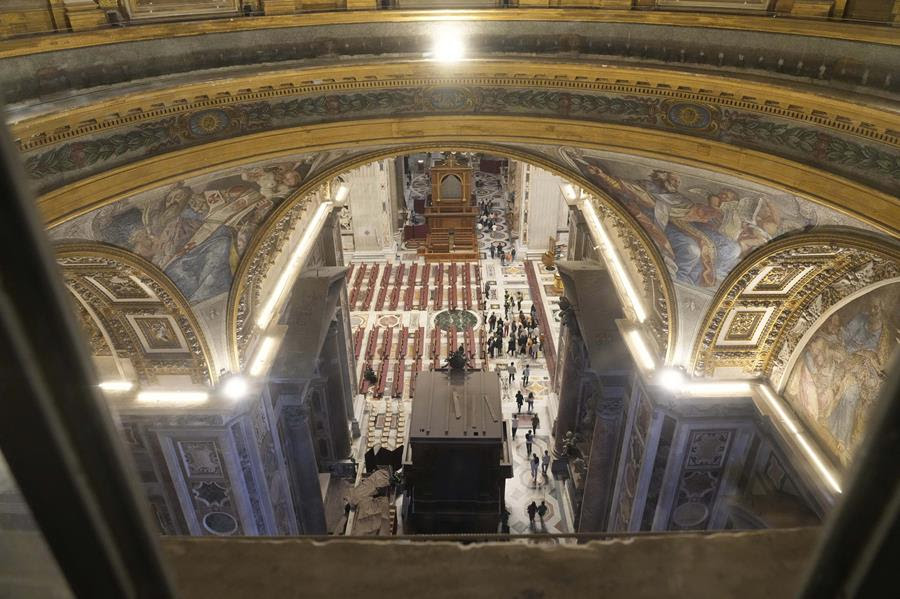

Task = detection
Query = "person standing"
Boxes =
[511,415,518,439]
[531,413,540,434]
[530,453,540,483]
[490,243,496,259]
[507,362,516,385]
[522,364,531,386]
[527,391,535,413]
[516,291,523,311]
[515,390,524,414]
[525,429,533,456]
[507,337,516,356]
[488,312,497,332]
[526,501,537,527]
[511,246,517,262]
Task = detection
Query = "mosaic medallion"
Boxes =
[377,314,401,328]
[433,309,478,331]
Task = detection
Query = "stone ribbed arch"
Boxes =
[225,143,678,369]
[56,243,216,386]
[690,229,900,381]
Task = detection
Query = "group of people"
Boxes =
[490,242,516,266]
[482,293,543,362]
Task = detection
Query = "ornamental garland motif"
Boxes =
[21,84,900,196]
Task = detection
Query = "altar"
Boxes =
[420,155,480,262]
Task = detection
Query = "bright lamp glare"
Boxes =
[656,368,685,391]
[136,390,209,406]
[99,380,133,392]
[431,25,465,62]
[222,376,249,401]
[561,183,578,202]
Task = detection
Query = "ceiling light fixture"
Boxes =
[626,329,656,372]
[656,368,685,391]
[332,183,350,206]
[98,380,134,392]
[581,199,647,322]
[758,384,841,494]
[136,390,209,406]
[221,375,249,401]
[256,200,334,330]
[249,336,278,378]
[430,23,466,63]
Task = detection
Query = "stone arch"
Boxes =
[56,242,216,386]
[225,143,678,370]
[690,228,900,381]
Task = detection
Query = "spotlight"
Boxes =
[332,183,350,206]
[221,375,249,401]
[431,24,465,63]
[136,390,209,406]
[656,368,685,391]
[98,380,134,392]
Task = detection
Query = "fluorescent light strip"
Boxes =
[99,380,133,392]
[136,390,209,406]
[626,330,656,372]
[680,381,753,396]
[256,201,333,330]
[250,336,277,377]
[758,385,841,494]
[581,200,647,322]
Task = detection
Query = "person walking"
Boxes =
[530,453,540,483]
[489,312,497,332]
[541,450,551,478]
[511,415,518,439]
[522,364,531,386]
[507,362,516,385]
[537,500,548,525]
[489,243,496,259]
[507,337,516,356]
[511,246,517,262]
[531,413,540,434]
[526,501,538,527]
[525,429,533,456]
[515,390,524,414]
[527,391,535,413]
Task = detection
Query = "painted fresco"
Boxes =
[51,158,316,304]
[783,283,900,466]
[559,147,869,291]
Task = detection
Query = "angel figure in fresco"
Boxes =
[566,151,816,288]
[93,161,311,304]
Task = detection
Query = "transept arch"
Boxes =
[56,243,216,387]
[690,229,900,383]
[224,143,678,371]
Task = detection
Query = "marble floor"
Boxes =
[346,165,573,537]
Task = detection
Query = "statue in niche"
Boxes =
[558,296,576,328]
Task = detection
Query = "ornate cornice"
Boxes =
[1,9,896,60]
[690,230,900,381]
[13,62,898,151]
[36,117,900,237]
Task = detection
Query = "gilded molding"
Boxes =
[13,62,898,153]
[36,117,900,236]
[689,230,900,380]
[1,9,897,60]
